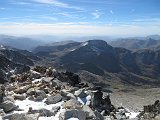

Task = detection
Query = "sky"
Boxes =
[0,0,160,37]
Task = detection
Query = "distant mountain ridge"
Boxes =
[33,40,160,86]
[0,45,40,83]
[109,35,160,51]
[0,35,45,50]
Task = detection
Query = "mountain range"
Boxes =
[109,35,160,51]
[0,45,40,83]
[32,39,160,87]
[1,35,160,87]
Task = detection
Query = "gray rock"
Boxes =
[51,79,63,87]
[3,113,39,120]
[0,100,17,112]
[14,94,26,100]
[66,93,76,100]
[30,70,41,79]
[52,106,60,113]
[39,109,55,117]
[74,89,88,98]
[26,88,35,96]
[63,99,82,109]
[0,109,5,116]
[28,96,35,101]
[91,90,103,108]
[59,109,86,120]
[35,90,47,99]
[94,111,104,120]
[35,96,43,101]
[82,105,96,119]
[42,77,54,83]
[14,85,30,94]
[61,90,70,97]
[45,94,62,104]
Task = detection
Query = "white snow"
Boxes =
[32,78,43,83]
[0,45,6,50]
[14,98,63,113]
[125,112,139,119]
[14,98,66,120]
[67,118,79,120]
[70,48,76,51]
[82,42,88,46]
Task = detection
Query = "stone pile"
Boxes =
[0,66,151,120]
[138,100,160,120]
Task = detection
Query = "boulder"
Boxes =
[59,109,86,120]
[3,113,39,120]
[82,105,96,119]
[45,94,62,104]
[51,79,63,87]
[35,90,47,99]
[91,90,103,108]
[67,93,76,100]
[26,88,35,96]
[58,72,81,86]
[39,108,55,117]
[0,100,17,112]
[35,96,44,101]
[42,77,53,83]
[63,99,82,109]
[14,94,26,100]
[30,70,41,79]
[52,106,60,113]
[14,85,30,94]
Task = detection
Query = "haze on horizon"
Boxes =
[0,0,160,37]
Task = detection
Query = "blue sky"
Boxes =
[0,0,160,36]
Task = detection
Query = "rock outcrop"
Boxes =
[0,66,155,120]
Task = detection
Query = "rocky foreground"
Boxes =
[0,66,159,120]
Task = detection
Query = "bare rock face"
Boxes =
[59,109,86,120]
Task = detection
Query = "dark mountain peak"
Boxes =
[87,40,108,47]
[82,40,113,52]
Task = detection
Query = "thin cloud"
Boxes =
[0,8,6,10]
[110,10,114,14]
[92,10,102,19]
[30,0,82,10]
[0,22,160,37]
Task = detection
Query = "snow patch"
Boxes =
[70,48,76,51]
[67,118,79,120]
[82,42,88,46]
[0,45,6,50]
[126,112,139,119]
[14,98,64,113]
[32,78,43,83]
